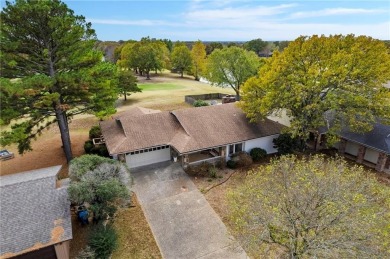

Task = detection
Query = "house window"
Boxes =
[235,143,243,152]
[229,144,234,155]
[229,143,244,155]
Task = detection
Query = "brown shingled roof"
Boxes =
[100,103,284,155]
[114,107,161,119]
[171,103,284,153]
[101,111,181,154]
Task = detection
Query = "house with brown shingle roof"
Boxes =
[100,103,284,169]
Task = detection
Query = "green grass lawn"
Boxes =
[139,83,185,91]
[116,72,235,112]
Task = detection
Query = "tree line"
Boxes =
[1,0,389,163]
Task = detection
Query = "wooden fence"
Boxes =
[184,93,230,105]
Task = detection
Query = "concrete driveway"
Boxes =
[132,162,248,259]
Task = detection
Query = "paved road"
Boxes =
[132,162,248,259]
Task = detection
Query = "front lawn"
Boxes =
[112,195,162,259]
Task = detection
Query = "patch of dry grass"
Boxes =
[112,194,162,259]
[69,194,161,259]
[191,168,248,225]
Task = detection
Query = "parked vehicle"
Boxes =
[0,150,14,161]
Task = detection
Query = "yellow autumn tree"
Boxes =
[191,40,207,81]
[228,155,390,258]
[240,34,390,142]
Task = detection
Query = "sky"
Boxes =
[2,0,390,41]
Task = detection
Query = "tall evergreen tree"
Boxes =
[0,0,118,162]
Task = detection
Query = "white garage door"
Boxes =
[126,146,171,168]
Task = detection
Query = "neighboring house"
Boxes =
[314,123,390,173]
[0,166,72,259]
[100,103,284,169]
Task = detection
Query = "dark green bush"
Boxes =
[88,224,118,259]
[89,126,102,140]
[193,100,209,107]
[273,133,305,155]
[250,147,267,162]
[84,140,94,154]
[95,145,109,157]
[227,160,237,169]
[84,140,109,157]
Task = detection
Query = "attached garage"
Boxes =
[345,142,359,156]
[126,145,171,168]
[363,148,379,164]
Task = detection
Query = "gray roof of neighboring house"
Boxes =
[0,166,72,258]
[100,103,284,154]
[340,122,390,155]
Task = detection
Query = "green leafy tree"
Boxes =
[204,46,261,99]
[243,38,267,55]
[137,38,165,79]
[171,43,192,78]
[240,34,390,142]
[227,42,241,48]
[273,133,305,155]
[161,38,173,52]
[113,40,137,64]
[273,40,290,51]
[0,0,118,162]
[228,155,390,258]
[205,42,223,55]
[117,70,141,101]
[118,39,169,79]
[117,42,140,73]
[191,40,207,81]
[68,155,131,222]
